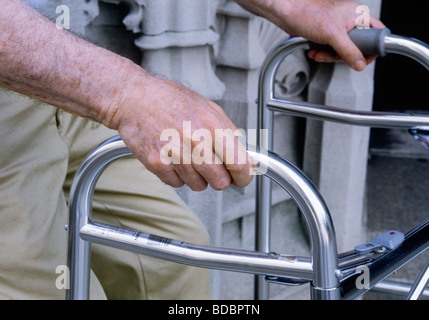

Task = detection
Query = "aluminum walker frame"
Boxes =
[66,29,429,300]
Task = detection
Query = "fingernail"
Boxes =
[353,60,366,71]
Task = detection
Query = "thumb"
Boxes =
[331,31,367,71]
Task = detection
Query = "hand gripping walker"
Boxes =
[66,29,429,300]
[255,28,429,300]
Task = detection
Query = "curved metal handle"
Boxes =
[66,136,339,300]
[258,32,429,130]
[255,30,429,299]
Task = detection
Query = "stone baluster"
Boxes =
[129,0,225,100]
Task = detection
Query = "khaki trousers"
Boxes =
[0,89,211,299]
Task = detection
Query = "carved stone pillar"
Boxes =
[127,0,225,100]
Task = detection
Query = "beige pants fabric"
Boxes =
[0,88,211,299]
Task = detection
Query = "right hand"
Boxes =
[104,70,254,192]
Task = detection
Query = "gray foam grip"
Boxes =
[348,28,391,57]
[309,28,391,57]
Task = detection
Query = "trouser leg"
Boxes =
[0,90,210,299]
[59,110,212,299]
[0,91,105,299]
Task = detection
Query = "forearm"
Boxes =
[234,0,293,29]
[0,0,148,128]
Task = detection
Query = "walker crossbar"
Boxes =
[66,136,339,300]
[80,221,314,280]
[255,29,429,299]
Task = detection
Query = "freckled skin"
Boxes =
[0,0,384,191]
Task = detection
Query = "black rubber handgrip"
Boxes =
[309,28,391,57]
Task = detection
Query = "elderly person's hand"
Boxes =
[108,70,253,192]
[235,0,386,71]
[1,0,386,193]
[0,0,253,192]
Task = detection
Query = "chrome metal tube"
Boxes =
[256,37,340,299]
[80,222,313,280]
[66,136,338,300]
[266,99,429,129]
[373,280,429,299]
[255,37,310,299]
[407,256,429,300]
[253,147,339,298]
[384,34,429,70]
[66,137,132,300]
[255,32,429,299]
[258,34,429,132]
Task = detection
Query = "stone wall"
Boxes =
[42,0,382,299]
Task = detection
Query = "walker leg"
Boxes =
[407,256,429,300]
[254,175,272,300]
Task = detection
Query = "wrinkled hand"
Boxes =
[235,0,386,71]
[103,0,387,192]
[107,72,253,191]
